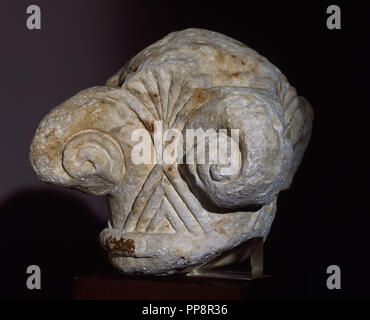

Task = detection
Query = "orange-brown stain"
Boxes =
[193,88,208,104]
[148,121,155,133]
[215,50,225,65]
[106,236,135,254]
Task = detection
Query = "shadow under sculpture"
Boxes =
[29,29,313,277]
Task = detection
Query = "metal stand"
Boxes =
[186,237,265,280]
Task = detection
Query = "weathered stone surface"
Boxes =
[29,29,313,275]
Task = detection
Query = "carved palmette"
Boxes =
[30,29,313,275]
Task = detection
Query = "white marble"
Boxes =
[30,29,313,275]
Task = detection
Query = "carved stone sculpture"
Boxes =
[29,29,313,275]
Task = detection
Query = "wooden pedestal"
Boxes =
[73,273,269,300]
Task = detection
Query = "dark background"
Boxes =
[0,0,368,299]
